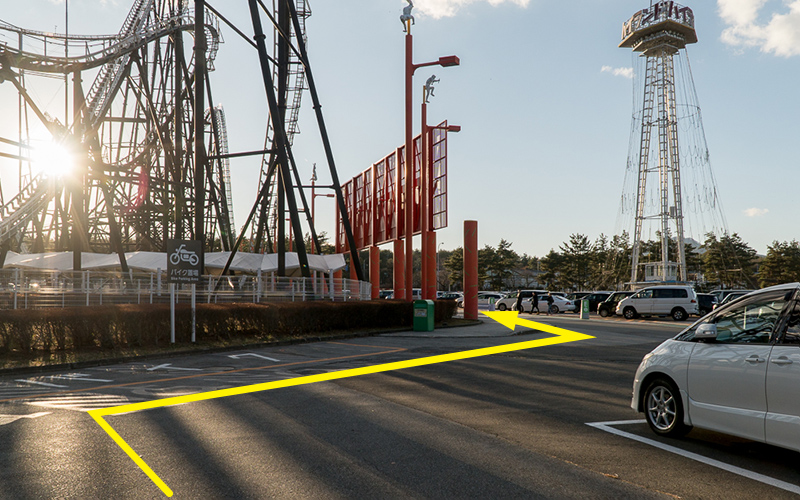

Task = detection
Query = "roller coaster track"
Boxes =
[252,0,311,250]
[0,174,61,245]
[0,2,221,130]
[0,0,227,253]
[207,105,235,242]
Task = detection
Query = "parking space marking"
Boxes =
[0,345,408,404]
[91,322,594,497]
[227,353,280,362]
[146,364,202,372]
[0,411,51,426]
[51,374,114,383]
[15,379,68,388]
[586,419,800,495]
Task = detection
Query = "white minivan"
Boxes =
[616,285,698,321]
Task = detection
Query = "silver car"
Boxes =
[631,283,800,452]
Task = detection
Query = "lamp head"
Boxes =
[438,55,460,67]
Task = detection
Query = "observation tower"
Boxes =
[619,1,715,284]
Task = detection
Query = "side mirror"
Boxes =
[695,323,718,340]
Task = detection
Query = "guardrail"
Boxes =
[0,269,371,310]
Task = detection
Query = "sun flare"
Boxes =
[31,140,75,179]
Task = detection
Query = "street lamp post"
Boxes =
[437,241,444,291]
[402,6,458,301]
[309,163,333,253]
[421,87,460,300]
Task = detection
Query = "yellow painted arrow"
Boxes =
[482,310,596,342]
[90,312,593,497]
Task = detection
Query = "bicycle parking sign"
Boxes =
[167,240,203,283]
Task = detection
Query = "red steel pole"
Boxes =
[420,100,429,299]
[393,145,404,301]
[404,32,414,301]
[370,245,380,299]
[464,220,478,320]
[427,230,437,299]
[393,238,405,300]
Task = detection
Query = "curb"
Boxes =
[0,318,482,376]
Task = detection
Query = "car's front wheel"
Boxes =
[497,303,507,311]
[623,307,638,319]
[644,378,691,437]
[599,308,609,318]
[549,305,558,314]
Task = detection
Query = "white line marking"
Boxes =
[51,373,114,383]
[146,363,202,372]
[0,412,51,426]
[587,419,800,495]
[227,353,280,362]
[15,379,68,388]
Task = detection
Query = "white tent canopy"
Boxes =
[3,251,348,274]
[10,252,121,270]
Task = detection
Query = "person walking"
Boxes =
[514,290,524,313]
[531,291,540,314]
[545,292,555,315]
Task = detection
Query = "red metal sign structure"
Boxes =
[336,122,449,252]
[431,124,448,230]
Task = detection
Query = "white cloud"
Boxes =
[718,0,800,56]
[411,0,531,19]
[743,207,769,217]
[601,65,634,79]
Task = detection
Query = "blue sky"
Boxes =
[0,0,798,258]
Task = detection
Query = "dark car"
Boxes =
[712,290,753,310]
[695,293,717,316]
[597,291,634,317]
[576,292,612,313]
[565,292,590,306]
[708,289,752,303]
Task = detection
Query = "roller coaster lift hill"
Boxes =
[0,0,363,282]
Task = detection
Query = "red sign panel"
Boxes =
[336,122,449,252]
[431,123,448,230]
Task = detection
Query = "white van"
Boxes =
[616,285,698,321]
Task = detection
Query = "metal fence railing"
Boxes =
[0,269,372,310]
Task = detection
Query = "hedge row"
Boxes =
[0,299,458,354]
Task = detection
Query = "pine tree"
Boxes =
[559,233,592,291]
[758,240,800,288]
[702,233,758,288]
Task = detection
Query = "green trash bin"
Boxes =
[413,299,435,332]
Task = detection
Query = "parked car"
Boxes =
[565,292,590,305]
[712,290,753,310]
[438,292,462,301]
[520,294,575,314]
[494,290,548,311]
[379,290,393,299]
[574,292,611,313]
[616,285,698,321]
[708,289,752,303]
[631,282,800,452]
[695,293,717,316]
[457,292,505,308]
[597,291,634,317]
